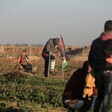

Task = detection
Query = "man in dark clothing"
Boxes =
[62,61,93,112]
[88,20,112,112]
[42,38,66,77]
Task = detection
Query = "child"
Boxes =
[62,61,93,112]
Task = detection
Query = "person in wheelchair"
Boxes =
[62,61,94,112]
[17,50,32,73]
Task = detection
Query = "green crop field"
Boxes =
[0,73,68,112]
[0,59,112,112]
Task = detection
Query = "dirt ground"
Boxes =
[0,55,85,80]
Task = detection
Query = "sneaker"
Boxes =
[50,70,57,75]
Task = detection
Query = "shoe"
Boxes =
[50,70,57,75]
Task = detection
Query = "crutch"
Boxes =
[48,52,51,78]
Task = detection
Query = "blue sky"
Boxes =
[0,0,112,45]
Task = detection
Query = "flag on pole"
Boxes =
[60,33,68,68]
[60,33,65,51]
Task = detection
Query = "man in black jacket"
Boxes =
[42,38,66,77]
[88,20,112,112]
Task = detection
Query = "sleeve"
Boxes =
[88,44,94,68]
[46,43,51,52]
[58,45,65,57]
[45,39,53,52]
[104,41,112,57]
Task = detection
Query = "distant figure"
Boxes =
[88,20,112,112]
[42,38,66,77]
[17,50,32,73]
[62,61,93,112]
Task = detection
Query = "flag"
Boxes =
[60,33,69,61]
[60,33,69,68]
[60,33,65,51]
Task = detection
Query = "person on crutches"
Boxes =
[42,38,66,77]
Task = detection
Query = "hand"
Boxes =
[62,59,68,68]
[19,65,23,70]
[106,57,112,64]
[54,45,58,49]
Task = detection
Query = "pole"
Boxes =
[13,45,15,58]
[62,61,64,80]
[29,44,31,56]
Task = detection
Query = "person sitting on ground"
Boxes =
[17,50,32,73]
[42,38,66,77]
[62,61,94,112]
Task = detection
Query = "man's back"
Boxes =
[88,20,112,112]
[89,36,112,71]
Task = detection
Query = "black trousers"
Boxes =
[42,53,55,77]
[94,71,112,112]
[22,63,32,73]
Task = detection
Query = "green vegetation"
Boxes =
[0,73,67,112]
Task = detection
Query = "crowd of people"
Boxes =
[17,20,112,112]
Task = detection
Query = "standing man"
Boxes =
[42,38,66,77]
[88,20,112,112]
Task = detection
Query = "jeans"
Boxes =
[63,98,93,112]
[94,71,112,112]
